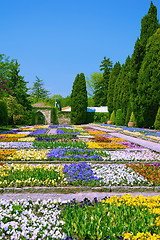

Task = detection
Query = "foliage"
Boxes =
[137,28,160,127]
[0,100,8,126]
[71,73,88,124]
[9,60,31,110]
[86,72,103,98]
[30,76,50,103]
[107,62,121,114]
[129,112,136,124]
[115,109,123,126]
[154,107,160,130]
[93,57,112,106]
[110,110,116,125]
[2,95,24,125]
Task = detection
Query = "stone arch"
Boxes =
[35,111,45,125]
[32,102,52,125]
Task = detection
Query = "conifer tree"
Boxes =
[71,73,88,124]
[107,62,121,114]
[137,28,160,127]
[94,57,112,106]
[129,1,159,117]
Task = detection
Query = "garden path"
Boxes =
[0,192,160,201]
[47,128,57,135]
[89,125,160,153]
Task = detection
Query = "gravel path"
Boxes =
[89,125,160,153]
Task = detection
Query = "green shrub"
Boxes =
[154,107,160,130]
[115,109,123,126]
[0,100,8,126]
[22,110,33,126]
[110,110,116,124]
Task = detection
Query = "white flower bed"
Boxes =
[0,198,66,240]
[0,142,34,149]
[91,164,150,186]
[104,149,160,161]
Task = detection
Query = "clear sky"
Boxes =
[0,0,160,97]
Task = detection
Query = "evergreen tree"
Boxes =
[119,56,131,123]
[99,57,112,106]
[9,60,31,110]
[129,1,159,117]
[140,1,159,49]
[71,73,88,124]
[129,38,144,113]
[115,109,123,126]
[93,57,112,106]
[137,28,160,127]
[107,62,121,114]
[30,76,50,103]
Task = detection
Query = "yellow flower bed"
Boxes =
[86,142,127,149]
[89,131,108,135]
[0,134,29,138]
[18,128,37,131]
[7,149,50,161]
[102,194,160,240]
[17,137,35,142]
[124,232,160,240]
[108,137,126,142]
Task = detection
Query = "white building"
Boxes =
[61,106,108,113]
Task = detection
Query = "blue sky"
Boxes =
[0,0,159,97]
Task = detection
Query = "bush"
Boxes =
[22,110,33,126]
[154,107,160,130]
[115,109,123,126]
[129,112,137,125]
[0,100,8,126]
[110,110,116,124]
[51,107,58,124]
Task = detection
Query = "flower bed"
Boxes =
[60,194,160,240]
[127,163,160,186]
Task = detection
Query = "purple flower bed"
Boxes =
[63,162,101,185]
[47,148,103,161]
[28,129,48,137]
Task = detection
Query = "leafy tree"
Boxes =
[137,28,160,127]
[86,72,103,97]
[61,95,71,108]
[107,62,121,114]
[154,107,160,130]
[88,97,94,107]
[71,73,88,124]
[2,95,24,124]
[30,76,50,103]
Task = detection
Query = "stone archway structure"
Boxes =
[32,102,52,125]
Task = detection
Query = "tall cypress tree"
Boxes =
[71,73,88,124]
[137,28,160,127]
[140,1,159,49]
[107,62,121,114]
[129,1,159,118]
